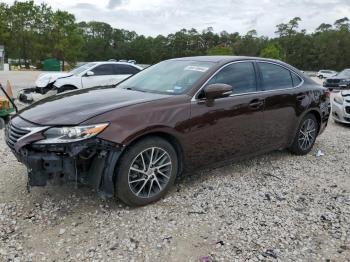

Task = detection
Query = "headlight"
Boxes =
[36,123,109,144]
[334,94,344,105]
[341,79,350,83]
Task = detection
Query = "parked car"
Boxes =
[332,90,350,124]
[35,61,142,93]
[5,56,330,206]
[323,69,350,91]
[317,70,337,79]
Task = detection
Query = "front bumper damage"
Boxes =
[5,120,124,199]
[332,100,350,124]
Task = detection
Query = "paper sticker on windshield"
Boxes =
[184,66,209,72]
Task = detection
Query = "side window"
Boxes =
[114,64,140,75]
[207,62,257,94]
[258,62,293,90]
[91,64,114,76]
[291,72,302,87]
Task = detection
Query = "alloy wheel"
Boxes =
[128,147,172,198]
[298,118,317,151]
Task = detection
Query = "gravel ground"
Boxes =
[1,119,350,261]
[1,74,350,261]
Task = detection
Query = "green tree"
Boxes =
[207,45,233,55]
[50,11,83,70]
[260,43,283,59]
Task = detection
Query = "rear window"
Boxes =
[291,73,302,87]
[258,62,293,90]
[114,64,140,75]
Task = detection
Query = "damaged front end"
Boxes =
[5,116,124,199]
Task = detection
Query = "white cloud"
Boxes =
[2,0,350,36]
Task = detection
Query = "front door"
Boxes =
[184,61,266,168]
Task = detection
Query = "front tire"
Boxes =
[290,114,319,155]
[115,137,178,206]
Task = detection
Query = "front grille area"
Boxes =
[346,107,350,114]
[5,121,30,151]
[327,79,340,84]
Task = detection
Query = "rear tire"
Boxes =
[290,114,319,155]
[115,137,178,206]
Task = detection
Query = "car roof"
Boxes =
[90,61,142,68]
[170,55,284,64]
[169,56,305,75]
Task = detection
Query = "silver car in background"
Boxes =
[317,70,337,79]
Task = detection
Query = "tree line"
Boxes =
[0,1,350,71]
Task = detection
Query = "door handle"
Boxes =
[296,94,306,101]
[249,99,264,109]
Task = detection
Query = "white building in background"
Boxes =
[0,45,4,71]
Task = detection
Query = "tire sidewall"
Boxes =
[115,137,178,206]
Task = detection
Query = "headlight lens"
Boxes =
[36,123,109,144]
[334,94,344,105]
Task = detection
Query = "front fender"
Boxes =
[54,76,81,89]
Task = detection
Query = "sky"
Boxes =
[2,0,350,37]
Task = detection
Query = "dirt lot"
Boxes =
[0,71,42,95]
[0,72,350,261]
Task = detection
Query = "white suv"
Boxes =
[317,70,337,79]
[35,62,142,93]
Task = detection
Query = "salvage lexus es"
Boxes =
[5,56,330,206]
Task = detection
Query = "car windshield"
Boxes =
[69,63,97,75]
[118,60,215,94]
[337,69,350,78]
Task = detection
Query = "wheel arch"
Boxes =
[117,130,185,177]
[305,109,322,133]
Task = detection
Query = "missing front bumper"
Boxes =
[15,139,123,199]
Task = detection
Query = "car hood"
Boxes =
[35,72,73,87]
[18,86,171,126]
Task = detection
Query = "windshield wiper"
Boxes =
[124,87,147,93]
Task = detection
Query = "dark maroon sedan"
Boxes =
[5,56,330,206]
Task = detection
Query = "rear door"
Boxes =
[81,64,115,88]
[256,61,305,150]
[185,61,266,167]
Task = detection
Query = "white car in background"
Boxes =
[317,70,337,79]
[35,62,142,93]
[332,90,350,124]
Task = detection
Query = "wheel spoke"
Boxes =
[136,179,149,196]
[148,179,154,197]
[152,152,166,166]
[148,147,155,169]
[130,167,147,175]
[156,162,171,169]
[154,176,162,190]
[129,178,146,184]
[157,170,170,179]
[140,152,146,171]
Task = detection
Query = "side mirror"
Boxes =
[86,71,94,77]
[203,84,233,100]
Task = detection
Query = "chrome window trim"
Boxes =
[191,60,304,102]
